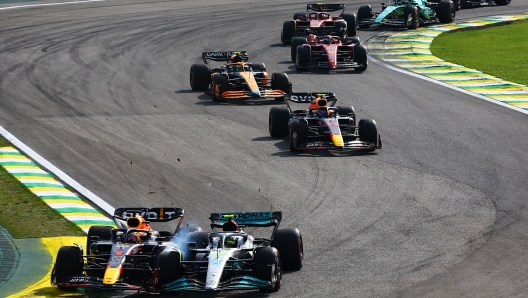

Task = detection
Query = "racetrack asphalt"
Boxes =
[0,7,527,298]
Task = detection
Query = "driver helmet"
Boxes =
[127,232,140,244]
[330,37,340,44]
[315,96,328,107]
[307,34,316,43]
[223,219,240,232]
[323,36,330,44]
[231,54,243,63]
[127,215,148,229]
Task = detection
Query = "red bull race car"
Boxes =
[291,28,367,71]
[269,93,382,152]
[190,51,291,102]
[281,3,357,44]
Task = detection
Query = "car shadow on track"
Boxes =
[281,64,368,76]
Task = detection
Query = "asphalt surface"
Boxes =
[1,0,528,297]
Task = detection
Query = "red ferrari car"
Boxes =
[291,28,367,72]
[281,3,357,44]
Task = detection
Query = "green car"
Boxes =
[357,0,456,30]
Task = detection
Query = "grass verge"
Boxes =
[0,135,85,238]
[431,19,528,86]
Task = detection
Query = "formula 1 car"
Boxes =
[459,0,510,8]
[281,3,357,44]
[269,93,382,152]
[161,211,303,292]
[357,0,456,30]
[51,207,202,292]
[292,28,367,71]
[190,51,291,102]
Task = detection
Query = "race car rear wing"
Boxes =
[201,51,249,64]
[209,211,282,229]
[284,92,337,109]
[113,207,184,222]
[307,3,345,13]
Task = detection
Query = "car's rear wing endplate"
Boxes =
[113,207,184,222]
[307,3,345,12]
[201,51,249,63]
[209,211,282,229]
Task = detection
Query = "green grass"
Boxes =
[0,136,85,238]
[431,19,528,86]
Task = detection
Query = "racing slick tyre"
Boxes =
[255,247,281,292]
[357,6,372,29]
[269,106,290,137]
[437,1,455,24]
[404,6,419,29]
[156,250,182,286]
[296,46,310,71]
[53,246,83,290]
[251,63,267,85]
[343,36,360,46]
[189,64,210,91]
[273,228,303,271]
[341,13,357,37]
[186,231,209,249]
[86,225,112,252]
[353,45,368,72]
[281,21,295,44]
[211,73,227,102]
[289,119,307,152]
[291,37,307,62]
[494,0,511,5]
[251,62,266,72]
[271,72,290,101]
[293,12,307,20]
[358,118,381,150]
[336,106,357,126]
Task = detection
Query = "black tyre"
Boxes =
[269,106,290,137]
[296,46,310,71]
[293,12,307,20]
[336,106,357,126]
[343,36,360,46]
[211,73,227,102]
[186,231,209,249]
[281,21,296,44]
[404,6,419,29]
[189,64,210,91]
[357,6,372,29]
[289,119,307,152]
[353,45,368,72]
[271,72,290,100]
[291,37,307,62]
[341,13,357,37]
[86,226,112,252]
[273,228,303,271]
[452,0,461,10]
[494,0,511,5]
[54,246,83,289]
[437,1,455,24]
[251,62,266,72]
[358,118,380,147]
[255,247,281,292]
[156,251,181,285]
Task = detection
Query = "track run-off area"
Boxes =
[1,1,528,297]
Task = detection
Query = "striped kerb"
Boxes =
[0,147,114,233]
[367,14,528,110]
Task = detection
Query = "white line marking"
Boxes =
[0,0,105,11]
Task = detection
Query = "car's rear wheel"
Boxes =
[211,73,227,102]
[271,72,290,100]
[281,21,295,44]
[494,0,511,5]
[86,226,112,252]
[336,106,357,126]
[437,0,455,24]
[289,119,307,151]
[255,247,281,292]
[353,45,368,72]
[357,6,372,29]
[54,246,83,290]
[269,106,290,137]
[291,37,307,62]
[189,64,210,91]
[292,12,307,20]
[358,118,380,150]
[296,46,310,71]
[273,228,303,271]
[404,6,419,29]
[156,251,182,286]
[343,36,360,46]
[341,13,357,37]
